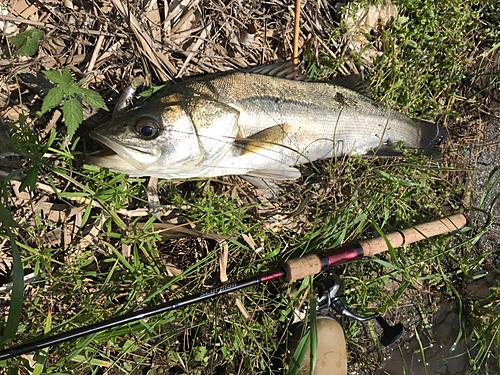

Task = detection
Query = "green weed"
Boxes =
[41,68,108,140]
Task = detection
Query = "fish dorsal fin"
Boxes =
[245,61,313,81]
[332,75,373,98]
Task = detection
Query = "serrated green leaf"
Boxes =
[65,82,85,98]
[41,86,64,114]
[9,29,44,57]
[61,68,73,85]
[63,98,83,139]
[79,88,108,110]
[43,70,64,85]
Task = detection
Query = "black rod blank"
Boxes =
[0,270,285,361]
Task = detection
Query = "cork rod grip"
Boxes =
[282,214,467,282]
[283,253,323,282]
[360,213,467,257]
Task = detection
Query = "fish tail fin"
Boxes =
[416,120,447,158]
[418,120,447,149]
[366,120,447,158]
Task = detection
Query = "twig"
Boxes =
[87,34,106,72]
[110,0,175,81]
[176,21,212,78]
[293,0,302,64]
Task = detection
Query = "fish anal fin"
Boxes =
[365,142,406,157]
[332,75,373,99]
[241,175,280,198]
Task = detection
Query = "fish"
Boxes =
[87,62,445,181]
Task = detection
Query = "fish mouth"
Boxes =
[88,131,161,171]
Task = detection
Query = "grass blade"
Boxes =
[0,228,24,344]
[287,330,310,375]
[309,295,318,375]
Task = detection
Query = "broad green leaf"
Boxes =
[123,361,133,372]
[193,346,207,361]
[43,70,65,85]
[61,68,73,85]
[65,82,85,98]
[83,164,101,172]
[63,98,83,139]
[9,29,44,57]
[41,86,64,114]
[79,88,108,110]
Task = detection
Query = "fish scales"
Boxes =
[87,66,444,180]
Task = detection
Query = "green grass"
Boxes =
[1,0,499,374]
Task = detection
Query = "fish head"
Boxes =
[88,98,204,176]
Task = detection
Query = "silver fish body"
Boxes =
[88,66,444,180]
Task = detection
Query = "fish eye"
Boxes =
[136,119,159,139]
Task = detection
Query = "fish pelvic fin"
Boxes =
[246,167,301,180]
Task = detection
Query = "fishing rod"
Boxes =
[0,213,467,361]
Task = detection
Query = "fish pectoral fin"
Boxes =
[246,167,301,180]
[331,75,373,99]
[236,123,294,155]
